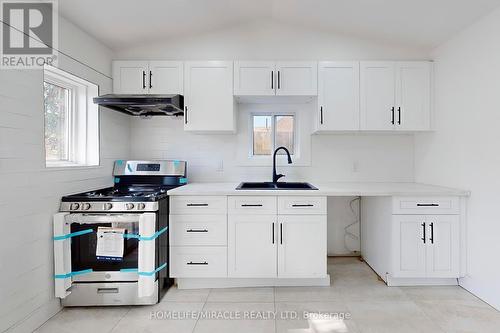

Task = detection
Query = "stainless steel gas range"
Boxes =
[53,160,187,306]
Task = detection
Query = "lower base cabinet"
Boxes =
[228,214,327,278]
[392,215,459,279]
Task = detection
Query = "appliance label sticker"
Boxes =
[96,227,125,260]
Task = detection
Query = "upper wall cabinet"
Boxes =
[316,61,360,131]
[360,61,432,131]
[112,60,183,94]
[184,61,235,133]
[234,61,317,96]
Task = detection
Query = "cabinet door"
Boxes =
[275,61,317,96]
[228,215,277,277]
[317,61,360,131]
[278,215,327,277]
[360,61,395,130]
[234,61,275,96]
[112,61,149,94]
[148,61,183,94]
[395,62,431,131]
[426,215,460,278]
[392,215,427,278]
[184,61,235,132]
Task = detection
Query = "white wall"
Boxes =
[414,7,500,310]
[0,17,129,332]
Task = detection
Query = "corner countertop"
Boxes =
[167,182,470,197]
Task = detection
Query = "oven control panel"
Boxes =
[60,201,158,212]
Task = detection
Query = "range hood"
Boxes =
[93,94,184,116]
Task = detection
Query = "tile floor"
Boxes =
[35,257,500,333]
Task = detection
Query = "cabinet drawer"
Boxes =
[228,196,277,215]
[392,197,460,215]
[170,215,227,246]
[170,246,227,278]
[170,196,227,214]
[278,196,327,215]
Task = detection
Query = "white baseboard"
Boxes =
[176,276,331,289]
[387,276,458,287]
[6,299,61,333]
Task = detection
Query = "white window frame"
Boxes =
[44,65,100,168]
[236,103,312,167]
[250,113,296,157]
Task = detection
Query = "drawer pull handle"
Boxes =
[187,261,208,265]
[241,204,263,207]
[292,204,314,207]
[416,203,439,207]
[186,203,209,207]
[97,288,119,294]
[186,229,208,233]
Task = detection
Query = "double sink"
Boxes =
[236,182,318,190]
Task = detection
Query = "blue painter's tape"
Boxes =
[119,263,167,276]
[179,177,188,184]
[116,160,124,166]
[127,164,133,172]
[173,160,180,167]
[53,229,93,241]
[123,226,168,241]
[120,268,138,273]
[55,269,93,279]
[114,177,120,183]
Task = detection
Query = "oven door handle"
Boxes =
[66,213,143,224]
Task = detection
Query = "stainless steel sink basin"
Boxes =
[235,182,318,190]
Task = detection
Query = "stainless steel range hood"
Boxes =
[93,94,184,116]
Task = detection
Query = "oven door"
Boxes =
[53,212,158,299]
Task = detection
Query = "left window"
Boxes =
[44,65,99,167]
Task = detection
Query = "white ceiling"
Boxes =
[58,0,500,51]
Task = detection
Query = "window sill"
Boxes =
[45,161,101,170]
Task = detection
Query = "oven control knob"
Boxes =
[82,203,91,210]
[103,203,113,210]
[137,203,146,210]
[70,203,80,210]
[125,203,135,210]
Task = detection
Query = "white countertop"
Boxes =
[167,182,470,197]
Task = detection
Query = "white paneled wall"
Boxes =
[0,19,129,333]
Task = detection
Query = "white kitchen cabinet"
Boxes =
[392,214,460,279]
[148,61,184,94]
[360,61,396,130]
[317,61,360,131]
[278,215,327,277]
[234,61,275,96]
[184,61,235,133]
[392,215,428,278]
[112,60,183,94]
[276,61,317,96]
[112,61,149,94]
[426,215,460,278]
[234,61,317,96]
[360,61,431,131]
[228,215,277,278]
[395,62,431,131]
